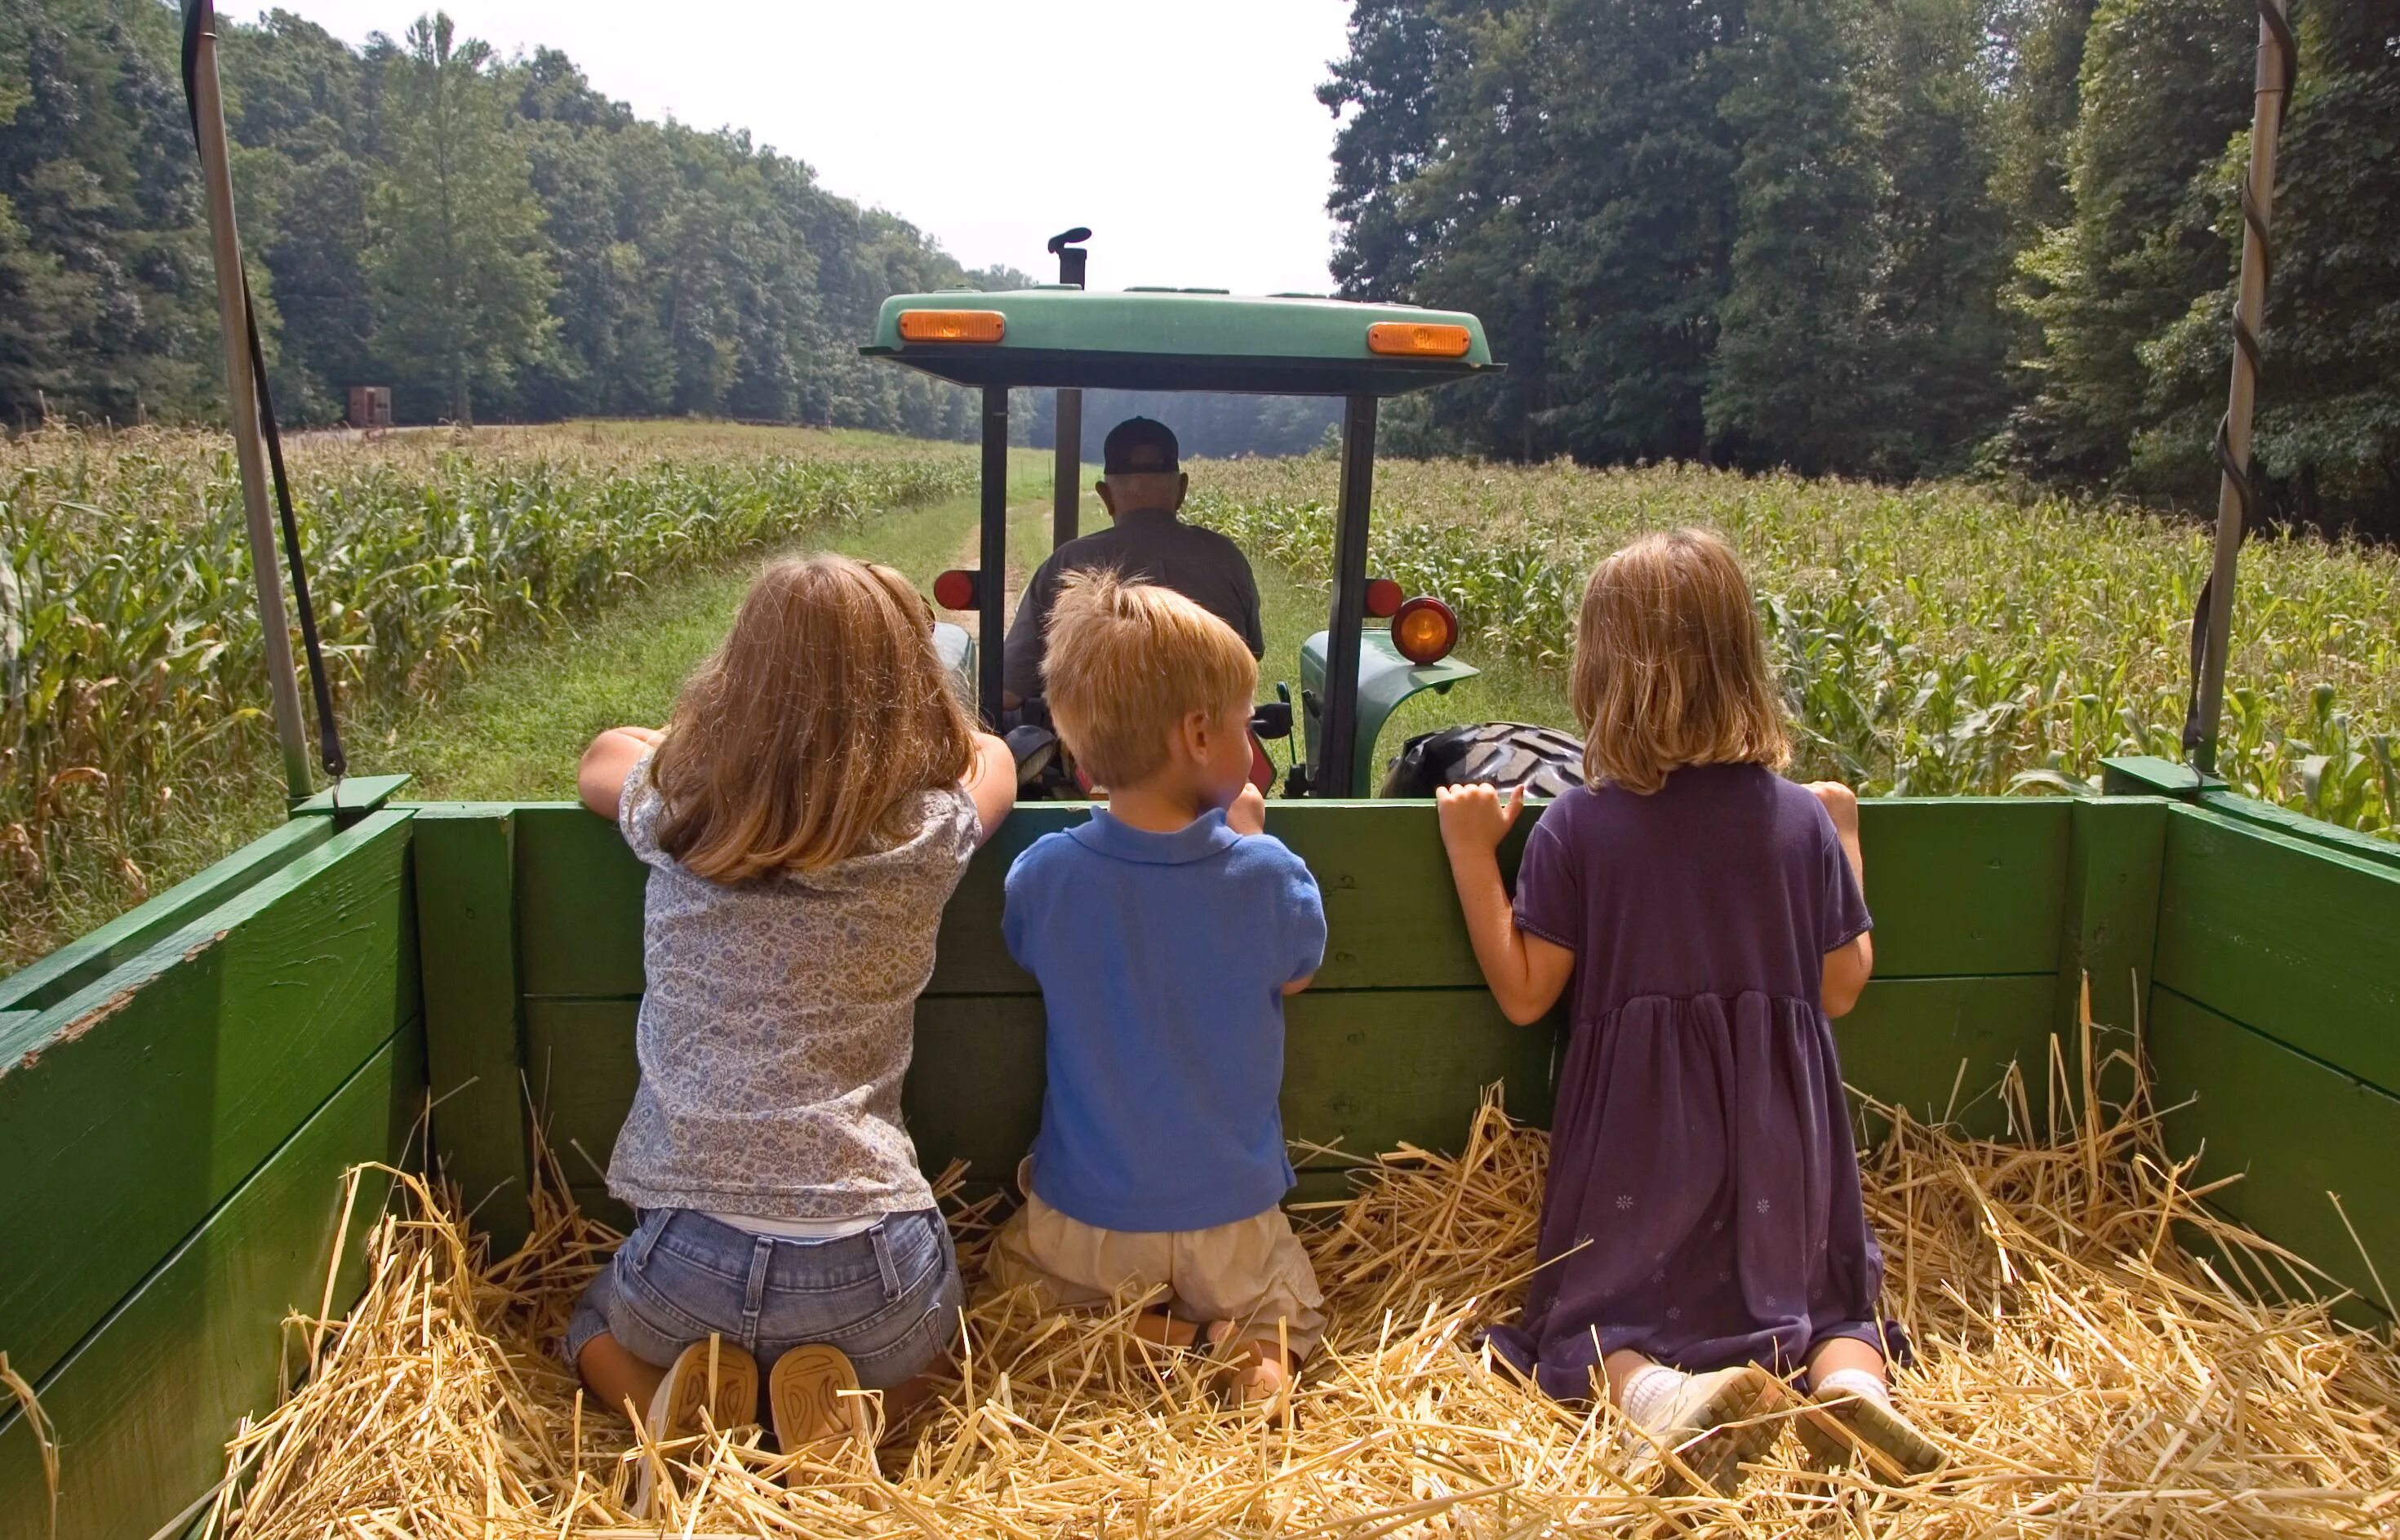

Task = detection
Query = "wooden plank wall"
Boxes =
[497,796,2083,1232]
[0,810,424,1540]
[2147,802,2400,1314]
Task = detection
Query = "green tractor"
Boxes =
[861,260,1582,799]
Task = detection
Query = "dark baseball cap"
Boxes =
[1102,417,1180,476]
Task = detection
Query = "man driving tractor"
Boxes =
[1001,417,1264,711]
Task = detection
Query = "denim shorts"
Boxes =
[565,1207,962,1391]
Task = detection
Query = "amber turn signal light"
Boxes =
[1364,577,1404,619]
[932,569,979,610]
[898,309,1007,344]
[1391,595,1459,665]
[1366,322,1471,358]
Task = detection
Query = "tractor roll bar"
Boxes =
[1315,394,1377,797]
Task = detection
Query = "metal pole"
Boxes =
[2192,1,2293,775]
[979,386,1009,726]
[1053,388,1082,548]
[1317,394,1376,797]
[189,2,310,801]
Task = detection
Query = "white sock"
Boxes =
[1815,1366,1891,1406]
[1620,1364,1690,1431]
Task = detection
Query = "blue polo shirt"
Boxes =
[1003,808,1327,1232]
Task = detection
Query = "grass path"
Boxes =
[367,469,1573,805]
[365,482,1036,801]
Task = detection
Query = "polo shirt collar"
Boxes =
[1070,806,1242,864]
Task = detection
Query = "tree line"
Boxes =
[0,1,1331,457]
[1324,0,2400,535]
[0,0,1033,436]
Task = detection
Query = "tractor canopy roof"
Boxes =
[861,287,1497,395]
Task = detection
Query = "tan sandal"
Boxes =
[767,1344,871,1472]
[632,1337,759,1516]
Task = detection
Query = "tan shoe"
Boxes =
[767,1344,871,1476]
[1634,1365,1798,1497]
[631,1337,759,1517]
[1795,1387,1944,1480]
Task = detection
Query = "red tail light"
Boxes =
[1390,596,1459,665]
[932,570,978,610]
[1364,577,1404,619]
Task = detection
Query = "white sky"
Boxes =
[264,0,1356,295]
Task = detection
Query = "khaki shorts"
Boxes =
[988,1160,1327,1358]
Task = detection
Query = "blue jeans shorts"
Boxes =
[566,1207,962,1391]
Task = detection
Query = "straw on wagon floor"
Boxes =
[204,1024,2400,1539]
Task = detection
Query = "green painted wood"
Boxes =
[510,797,2073,1003]
[522,997,640,1187]
[0,818,336,1014]
[2052,798,2165,1114]
[2153,808,2400,1097]
[2100,755,2220,798]
[292,772,413,820]
[513,804,646,999]
[415,807,532,1256]
[2194,790,2400,874]
[1854,799,2067,979]
[0,1023,424,1540]
[1838,974,2058,1138]
[2149,988,2400,1317]
[526,988,1564,1205]
[0,811,418,1388]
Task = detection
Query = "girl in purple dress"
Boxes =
[1435,529,1942,1492]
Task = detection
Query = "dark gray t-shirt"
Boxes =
[1002,508,1264,701]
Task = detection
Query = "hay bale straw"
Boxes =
[207,1045,2399,1538]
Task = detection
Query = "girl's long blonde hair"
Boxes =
[649,555,973,881]
[1571,528,1790,794]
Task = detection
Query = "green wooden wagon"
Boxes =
[5,7,2388,1533]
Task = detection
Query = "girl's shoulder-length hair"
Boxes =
[1570,526,1790,796]
[646,554,974,883]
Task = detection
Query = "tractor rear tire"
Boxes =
[1380,721,1586,800]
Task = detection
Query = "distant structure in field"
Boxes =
[347,386,393,433]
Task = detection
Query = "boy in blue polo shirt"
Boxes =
[989,570,1327,1418]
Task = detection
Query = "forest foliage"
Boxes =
[1324,0,2400,535]
[0,1,1066,439]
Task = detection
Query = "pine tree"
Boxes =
[2005,0,2251,481]
[1707,0,1882,474]
[365,12,555,425]
[1857,0,2018,475]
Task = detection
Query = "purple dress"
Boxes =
[1486,763,1907,1401]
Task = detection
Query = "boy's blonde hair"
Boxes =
[1043,569,1256,788]
[1571,527,1790,794]
[650,554,972,881]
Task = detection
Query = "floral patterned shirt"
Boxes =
[604,757,979,1218]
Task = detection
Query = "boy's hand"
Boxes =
[1436,783,1524,855]
[1227,782,1267,837]
[1807,780,1860,838]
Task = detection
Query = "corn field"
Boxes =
[1187,457,2399,838]
[1,425,976,964]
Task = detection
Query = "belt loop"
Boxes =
[870,1218,903,1300]
[630,1209,667,1270]
[740,1236,772,1351]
